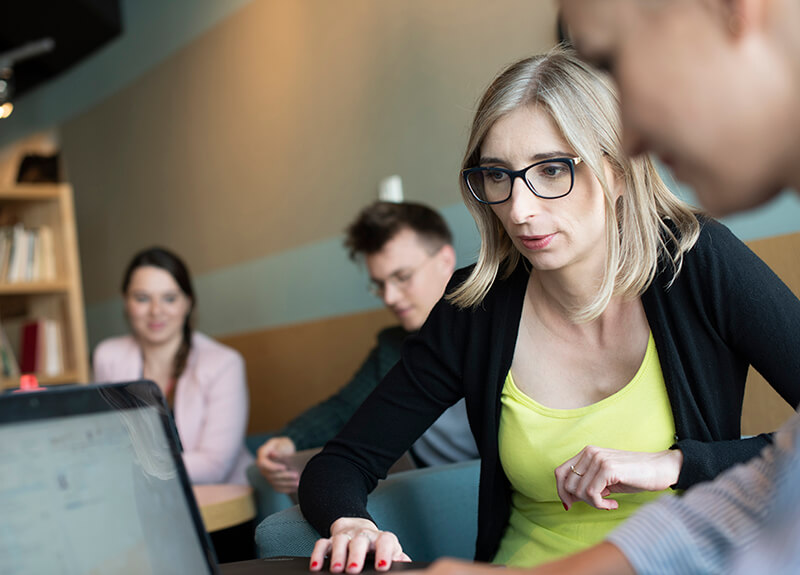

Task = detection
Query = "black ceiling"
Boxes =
[0,0,123,100]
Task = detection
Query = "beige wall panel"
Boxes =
[219,307,395,434]
[61,0,558,303]
[742,232,800,435]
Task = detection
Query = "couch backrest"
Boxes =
[256,459,481,562]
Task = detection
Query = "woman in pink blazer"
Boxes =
[93,247,253,485]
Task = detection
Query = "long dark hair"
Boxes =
[122,246,195,381]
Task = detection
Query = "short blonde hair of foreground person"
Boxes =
[448,47,700,323]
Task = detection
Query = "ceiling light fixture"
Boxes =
[0,37,56,119]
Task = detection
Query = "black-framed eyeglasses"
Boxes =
[462,156,582,205]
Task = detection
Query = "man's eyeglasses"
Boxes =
[462,156,582,204]
[369,255,436,297]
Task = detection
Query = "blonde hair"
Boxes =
[447,47,700,322]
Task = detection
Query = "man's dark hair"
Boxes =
[344,201,453,260]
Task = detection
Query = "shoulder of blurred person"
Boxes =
[175,331,251,481]
[182,331,246,388]
[187,331,243,365]
[93,334,143,382]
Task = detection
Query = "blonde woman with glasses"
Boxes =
[298,48,800,571]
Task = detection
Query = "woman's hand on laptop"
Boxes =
[310,517,410,573]
[256,436,300,493]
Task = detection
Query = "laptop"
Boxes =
[0,381,428,574]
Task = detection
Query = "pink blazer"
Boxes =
[93,332,253,485]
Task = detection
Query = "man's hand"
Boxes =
[256,436,300,493]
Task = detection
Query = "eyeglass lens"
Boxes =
[467,159,574,203]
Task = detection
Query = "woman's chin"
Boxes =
[137,331,179,347]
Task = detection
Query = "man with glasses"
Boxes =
[256,201,478,496]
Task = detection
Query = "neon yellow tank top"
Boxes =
[493,332,676,567]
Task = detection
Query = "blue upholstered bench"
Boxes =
[254,459,480,562]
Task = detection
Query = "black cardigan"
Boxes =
[299,219,800,561]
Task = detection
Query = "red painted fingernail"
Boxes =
[333,564,342,570]
[378,560,387,568]
[349,563,359,569]
[311,562,319,568]
[563,502,568,511]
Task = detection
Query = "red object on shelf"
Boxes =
[13,373,43,393]
[19,374,39,390]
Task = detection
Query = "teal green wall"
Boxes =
[658,167,800,241]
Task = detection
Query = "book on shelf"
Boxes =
[19,317,64,376]
[37,225,56,280]
[25,228,36,282]
[0,228,11,281]
[19,320,39,373]
[6,223,27,283]
[0,319,20,379]
[43,320,64,376]
[0,223,56,284]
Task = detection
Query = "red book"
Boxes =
[19,320,41,374]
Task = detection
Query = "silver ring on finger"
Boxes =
[570,464,584,477]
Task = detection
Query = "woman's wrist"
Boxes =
[664,447,684,487]
[330,517,378,536]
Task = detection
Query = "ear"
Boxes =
[603,160,626,200]
[614,176,626,201]
[438,244,457,275]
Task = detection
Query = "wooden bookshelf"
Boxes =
[0,280,71,295]
[0,183,89,390]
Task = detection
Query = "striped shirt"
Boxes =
[608,413,800,574]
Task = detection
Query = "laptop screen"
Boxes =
[0,381,217,575]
